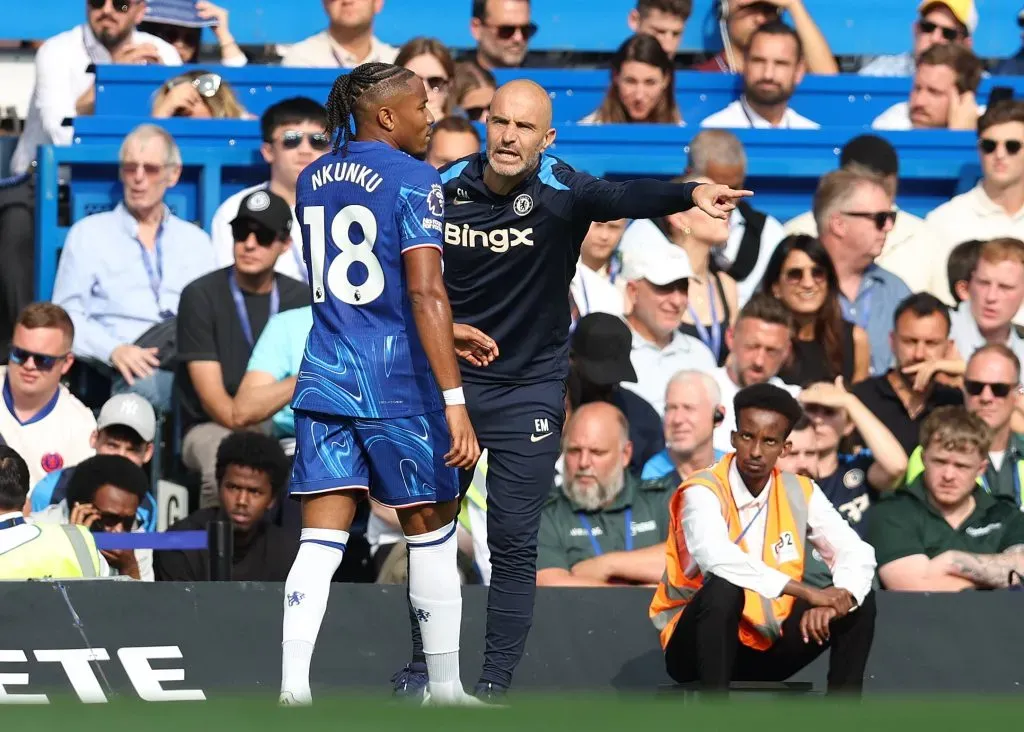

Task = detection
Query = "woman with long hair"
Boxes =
[452,61,496,122]
[151,70,249,119]
[580,34,681,125]
[396,37,456,122]
[761,234,871,386]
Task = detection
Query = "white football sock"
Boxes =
[406,520,464,704]
[280,528,348,703]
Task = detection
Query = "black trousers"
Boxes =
[664,575,876,694]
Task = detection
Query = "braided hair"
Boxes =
[324,62,417,155]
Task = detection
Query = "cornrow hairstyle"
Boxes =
[324,62,417,155]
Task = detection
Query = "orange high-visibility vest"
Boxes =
[649,454,813,651]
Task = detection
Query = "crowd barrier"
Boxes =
[0,581,1021,702]
[7,0,1022,56]
[92,65,1024,128]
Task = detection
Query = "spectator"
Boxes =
[798,379,909,537]
[396,37,456,122]
[685,130,785,306]
[9,0,181,176]
[905,345,1024,509]
[774,414,818,477]
[700,22,819,130]
[425,116,481,170]
[211,98,329,282]
[151,70,249,119]
[579,34,681,125]
[947,239,983,304]
[762,235,870,386]
[178,190,308,509]
[452,60,496,122]
[30,394,158,533]
[710,294,799,453]
[949,238,1024,364]
[470,0,534,70]
[0,446,110,580]
[578,219,627,286]
[871,44,983,131]
[139,0,246,65]
[627,0,691,59]
[570,314,666,476]
[925,102,1024,308]
[860,0,977,77]
[572,219,628,323]
[651,384,876,694]
[871,407,1024,591]
[693,0,837,75]
[33,454,153,581]
[850,294,964,454]
[814,168,908,376]
[0,304,95,490]
[784,135,933,293]
[536,403,673,587]
[52,124,215,413]
[642,370,726,480]
[155,432,298,582]
[619,242,718,415]
[993,8,1024,75]
[281,0,397,67]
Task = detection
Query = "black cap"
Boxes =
[230,189,292,238]
[733,383,805,433]
[570,313,637,386]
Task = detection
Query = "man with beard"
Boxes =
[700,22,819,130]
[536,402,675,587]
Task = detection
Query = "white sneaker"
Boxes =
[422,689,490,707]
[279,691,311,707]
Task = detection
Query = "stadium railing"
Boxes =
[7,0,1021,56]
[94,525,232,579]
[92,65,1024,128]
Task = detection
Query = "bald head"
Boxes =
[562,401,632,512]
[485,80,556,179]
[567,401,630,446]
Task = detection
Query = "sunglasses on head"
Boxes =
[964,380,1017,398]
[918,19,962,41]
[87,0,134,12]
[979,138,1023,156]
[231,221,282,247]
[9,346,68,372]
[279,130,331,151]
[463,105,488,121]
[841,210,897,230]
[487,22,538,40]
[783,265,826,285]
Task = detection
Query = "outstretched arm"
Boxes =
[571,176,752,223]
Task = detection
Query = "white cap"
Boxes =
[96,394,157,443]
[620,240,696,286]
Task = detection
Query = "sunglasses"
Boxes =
[279,130,331,151]
[151,25,200,46]
[423,76,449,94]
[964,380,1017,398]
[9,346,68,372]
[979,138,1023,156]
[87,0,134,12]
[486,22,538,40]
[231,221,282,247]
[841,210,897,230]
[120,161,167,179]
[464,105,488,121]
[88,511,136,534]
[804,403,841,418]
[783,265,826,285]
[918,19,963,41]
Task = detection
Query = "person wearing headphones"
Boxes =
[693,0,837,75]
[643,370,727,480]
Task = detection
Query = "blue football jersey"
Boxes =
[292,141,446,419]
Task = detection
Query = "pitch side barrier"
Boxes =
[0,580,1021,702]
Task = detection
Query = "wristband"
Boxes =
[442,387,465,406]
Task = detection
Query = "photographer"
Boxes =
[31,454,153,581]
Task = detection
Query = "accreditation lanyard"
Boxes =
[734,497,768,547]
[0,516,25,530]
[139,233,174,320]
[228,268,280,347]
[687,278,722,359]
[577,508,632,557]
[979,457,1022,506]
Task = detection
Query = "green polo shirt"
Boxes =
[905,433,1024,509]
[868,476,1024,569]
[537,473,676,572]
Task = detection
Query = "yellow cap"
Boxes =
[919,0,978,34]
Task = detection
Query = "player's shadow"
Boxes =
[610,648,671,690]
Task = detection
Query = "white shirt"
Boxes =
[784,207,935,293]
[681,460,876,603]
[571,263,624,319]
[211,183,307,281]
[716,207,786,306]
[10,24,182,175]
[710,366,800,453]
[949,302,1024,366]
[700,98,820,130]
[0,511,113,577]
[622,327,718,416]
[872,101,987,131]
[0,368,96,490]
[280,32,398,68]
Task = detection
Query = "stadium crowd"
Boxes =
[1,0,1024,693]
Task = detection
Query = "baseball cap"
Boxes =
[620,240,696,286]
[570,313,638,386]
[918,0,978,34]
[230,189,293,238]
[96,394,157,443]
